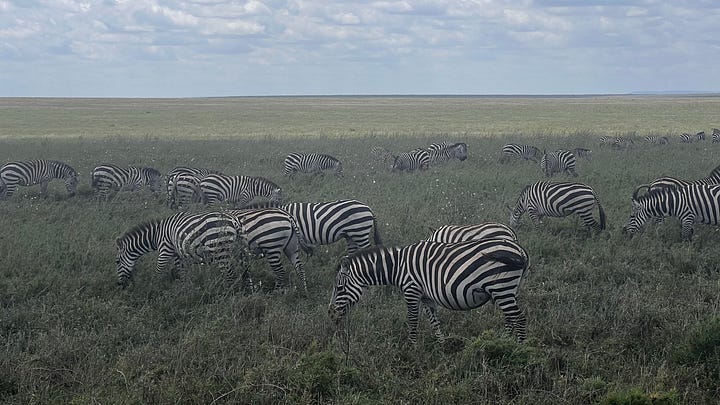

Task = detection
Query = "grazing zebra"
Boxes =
[0,159,78,200]
[713,128,720,143]
[427,223,518,243]
[623,184,720,241]
[499,144,542,163]
[244,199,382,255]
[573,148,592,161]
[165,166,222,208]
[644,136,669,145]
[510,181,606,232]
[198,174,282,207]
[328,239,530,343]
[426,142,468,165]
[392,148,431,172]
[283,153,343,177]
[115,211,249,288]
[91,164,163,199]
[369,146,396,168]
[612,137,634,148]
[540,150,578,177]
[227,208,310,292]
[648,164,720,191]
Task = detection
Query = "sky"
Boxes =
[1,0,719,97]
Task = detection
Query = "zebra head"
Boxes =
[453,143,468,161]
[509,186,529,227]
[115,221,160,287]
[332,160,344,177]
[64,172,79,197]
[115,237,138,288]
[328,256,363,323]
[143,167,164,193]
[622,185,653,236]
[539,151,550,176]
[254,177,283,204]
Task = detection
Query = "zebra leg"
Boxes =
[680,214,695,241]
[492,292,527,342]
[284,242,308,293]
[155,247,178,280]
[265,252,288,291]
[527,208,543,228]
[3,185,17,199]
[578,211,601,231]
[420,297,445,342]
[40,181,49,197]
[403,287,423,344]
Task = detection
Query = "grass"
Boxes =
[1,96,719,403]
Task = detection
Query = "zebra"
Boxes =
[648,164,720,191]
[540,150,578,177]
[244,199,382,255]
[713,128,720,143]
[680,133,697,143]
[115,211,250,288]
[599,136,613,145]
[198,174,282,207]
[499,144,542,163]
[165,166,222,208]
[573,148,592,161]
[227,208,310,292]
[392,148,431,172]
[696,131,706,141]
[426,142,468,165]
[622,184,720,241]
[369,146,396,168]
[612,137,634,148]
[510,181,606,232]
[644,136,669,145]
[283,153,343,177]
[328,238,530,343]
[91,164,163,199]
[427,223,518,243]
[0,159,78,200]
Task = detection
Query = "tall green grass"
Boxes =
[0,97,719,403]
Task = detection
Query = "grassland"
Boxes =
[0,96,719,404]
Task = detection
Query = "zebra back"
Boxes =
[427,223,517,243]
[392,149,431,172]
[283,153,343,176]
[500,144,541,162]
[427,142,468,165]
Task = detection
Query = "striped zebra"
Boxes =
[328,239,530,343]
[369,146,396,168]
[426,142,468,165]
[198,174,282,207]
[115,211,249,288]
[697,131,706,141]
[680,133,699,143]
[623,184,720,241]
[573,148,592,161]
[227,208,310,292]
[499,144,541,163]
[392,148,431,172]
[648,164,720,191]
[427,223,517,243]
[644,136,669,145]
[713,128,720,143]
[612,137,634,148]
[244,199,382,255]
[540,150,578,177]
[0,159,78,200]
[510,181,606,231]
[599,136,613,145]
[91,164,163,199]
[283,153,343,177]
[165,166,222,208]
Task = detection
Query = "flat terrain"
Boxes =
[1,96,719,404]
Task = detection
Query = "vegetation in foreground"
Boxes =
[1,97,719,404]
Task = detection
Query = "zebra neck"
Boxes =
[352,247,403,287]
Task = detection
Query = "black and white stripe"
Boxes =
[540,150,578,177]
[644,136,669,145]
[165,166,222,208]
[499,144,541,163]
[648,164,720,191]
[427,223,517,243]
[426,142,468,165]
[0,159,78,200]
[510,181,606,231]
[392,148,431,172]
[712,128,720,143]
[283,153,343,177]
[572,148,592,161]
[115,211,248,288]
[328,239,530,343]
[623,184,720,241]
[680,133,700,143]
[91,164,162,198]
[612,137,634,148]
[198,174,282,207]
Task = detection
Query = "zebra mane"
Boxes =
[346,244,388,260]
[633,185,673,201]
[242,201,283,210]
[116,218,161,246]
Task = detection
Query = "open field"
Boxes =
[1,96,720,404]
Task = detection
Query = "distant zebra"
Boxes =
[244,199,382,255]
[648,164,720,191]
[91,164,163,199]
[283,153,343,177]
[599,136,613,145]
[713,128,720,143]
[328,239,530,343]
[540,150,578,177]
[166,166,222,208]
[680,133,697,143]
[392,148,431,172]
[115,211,249,288]
[427,223,518,243]
[227,208,310,292]
[426,142,468,165]
[499,144,541,163]
[573,148,592,161]
[644,136,669,145]
[369,146,396,168]
[697,131,706,141]
[198,174,282,207]
[510,181,606,231]
[612,137,634,148]
[0,159,78,200]
[623,184,720,241]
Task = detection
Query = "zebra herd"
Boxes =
[599,128,720,147]
[3,135,720,344]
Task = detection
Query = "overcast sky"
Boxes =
[1,0,718,97]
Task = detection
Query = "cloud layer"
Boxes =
[1,0,718,96]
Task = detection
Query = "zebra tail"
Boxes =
[597,199,607,230]
[90,172,100,190]
[373,217,383,245]
[482,249,526,270]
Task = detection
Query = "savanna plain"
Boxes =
[1,96,720,404]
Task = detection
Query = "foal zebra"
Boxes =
[623,184,720,241]
[426,142,468,165]
[115,211,249,288]
[427,223,517,243]
[540,150,578,177]
[91,164,163,199]
[198,174,282,207]
[0,159,78,200]
[499,144,542,163]
[510,181,606,232]
[392,149,431,172]
[283,153,343,177]
[328,239,530,343]
[244,199,382,255]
